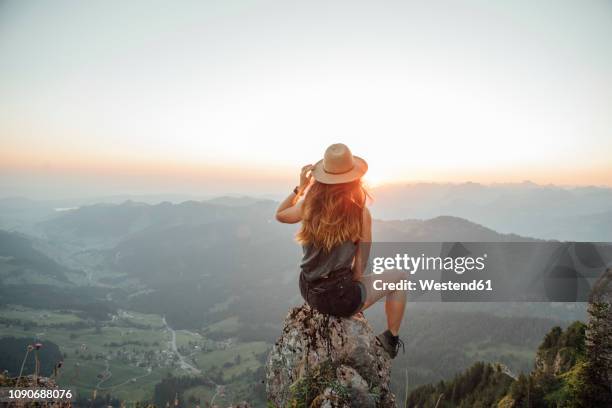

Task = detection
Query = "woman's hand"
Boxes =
[275,164,312,224]
[298,164,314,194]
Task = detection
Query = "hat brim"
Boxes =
[311,156,368,184]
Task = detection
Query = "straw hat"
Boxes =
[311,143,368,184]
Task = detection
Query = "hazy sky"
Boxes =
[1,0,611,198]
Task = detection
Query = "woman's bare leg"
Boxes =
[359,270,408,335]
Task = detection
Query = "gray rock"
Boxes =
[266,303,396,407]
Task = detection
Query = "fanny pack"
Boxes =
[306,268,353,295]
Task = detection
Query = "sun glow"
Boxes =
[1,0,612,198]
[361,165,396,188]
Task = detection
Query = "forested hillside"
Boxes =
[406,272,612,407]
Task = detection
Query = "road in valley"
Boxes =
[163,317,201,375]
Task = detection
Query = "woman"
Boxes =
[275,143,408,359]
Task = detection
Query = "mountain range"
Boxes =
[370,182,612,241]
[0,189,606,402]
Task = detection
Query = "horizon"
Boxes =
[2,179,611,203]
[2,0,612,197]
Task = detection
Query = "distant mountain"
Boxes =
[43,197,535,247]
[0,197,59,233]
[35,199,545,330]
[538,210,612,242]
[40,199,273,248]
[10,198,582,323]
[373,216,535,242]
[101,200,302,329]
[0,196,592,398]
[12,180,612,241]
[0,229,118,320]
[205,196,271,207]
[0,230,73,285]
[371,182,612,241]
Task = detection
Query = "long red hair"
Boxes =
[296,179,368,251]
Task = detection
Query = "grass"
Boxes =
[194,341,268,381]
[175,330,202,350]
[204,316,241,335]
[182,380,263,407]
[0,305,85,325]
[289,360,351,408]
[117,310,165,329]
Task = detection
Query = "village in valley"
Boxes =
[0,305,267,405]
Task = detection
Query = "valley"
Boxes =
[0,189,603,405]
[0,304,268,406]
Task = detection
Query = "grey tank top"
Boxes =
[300,241,358,282]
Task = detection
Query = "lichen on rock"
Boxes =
[266,303,396,407]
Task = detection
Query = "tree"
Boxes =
[580,301,612,406]
[578,268,612,406]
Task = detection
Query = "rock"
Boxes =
[265,303,396,407]
[497,395,516,408]
[227,402,251,408]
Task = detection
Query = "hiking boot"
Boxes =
[376,330,404,359]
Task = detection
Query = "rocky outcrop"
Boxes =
[534,342,580,376]
[533,321,586,379]
[266,303,396,408]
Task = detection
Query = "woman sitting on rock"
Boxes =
[275,143,408,358]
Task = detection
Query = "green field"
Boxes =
[0,305,84,325]
[195,341,268,381]
[204,316,241,335]
[116,310,165,329]
[0,311,174,401]
[175,329,203,350]
[0,306,270,403]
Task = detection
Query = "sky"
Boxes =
[1,0,611,198]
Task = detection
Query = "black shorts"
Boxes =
[299,270,366,318]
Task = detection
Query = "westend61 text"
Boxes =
[373,279,493,292]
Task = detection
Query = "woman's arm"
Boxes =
[275,164,313,224]
[275,193,303,224]
[353,206,372,280]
